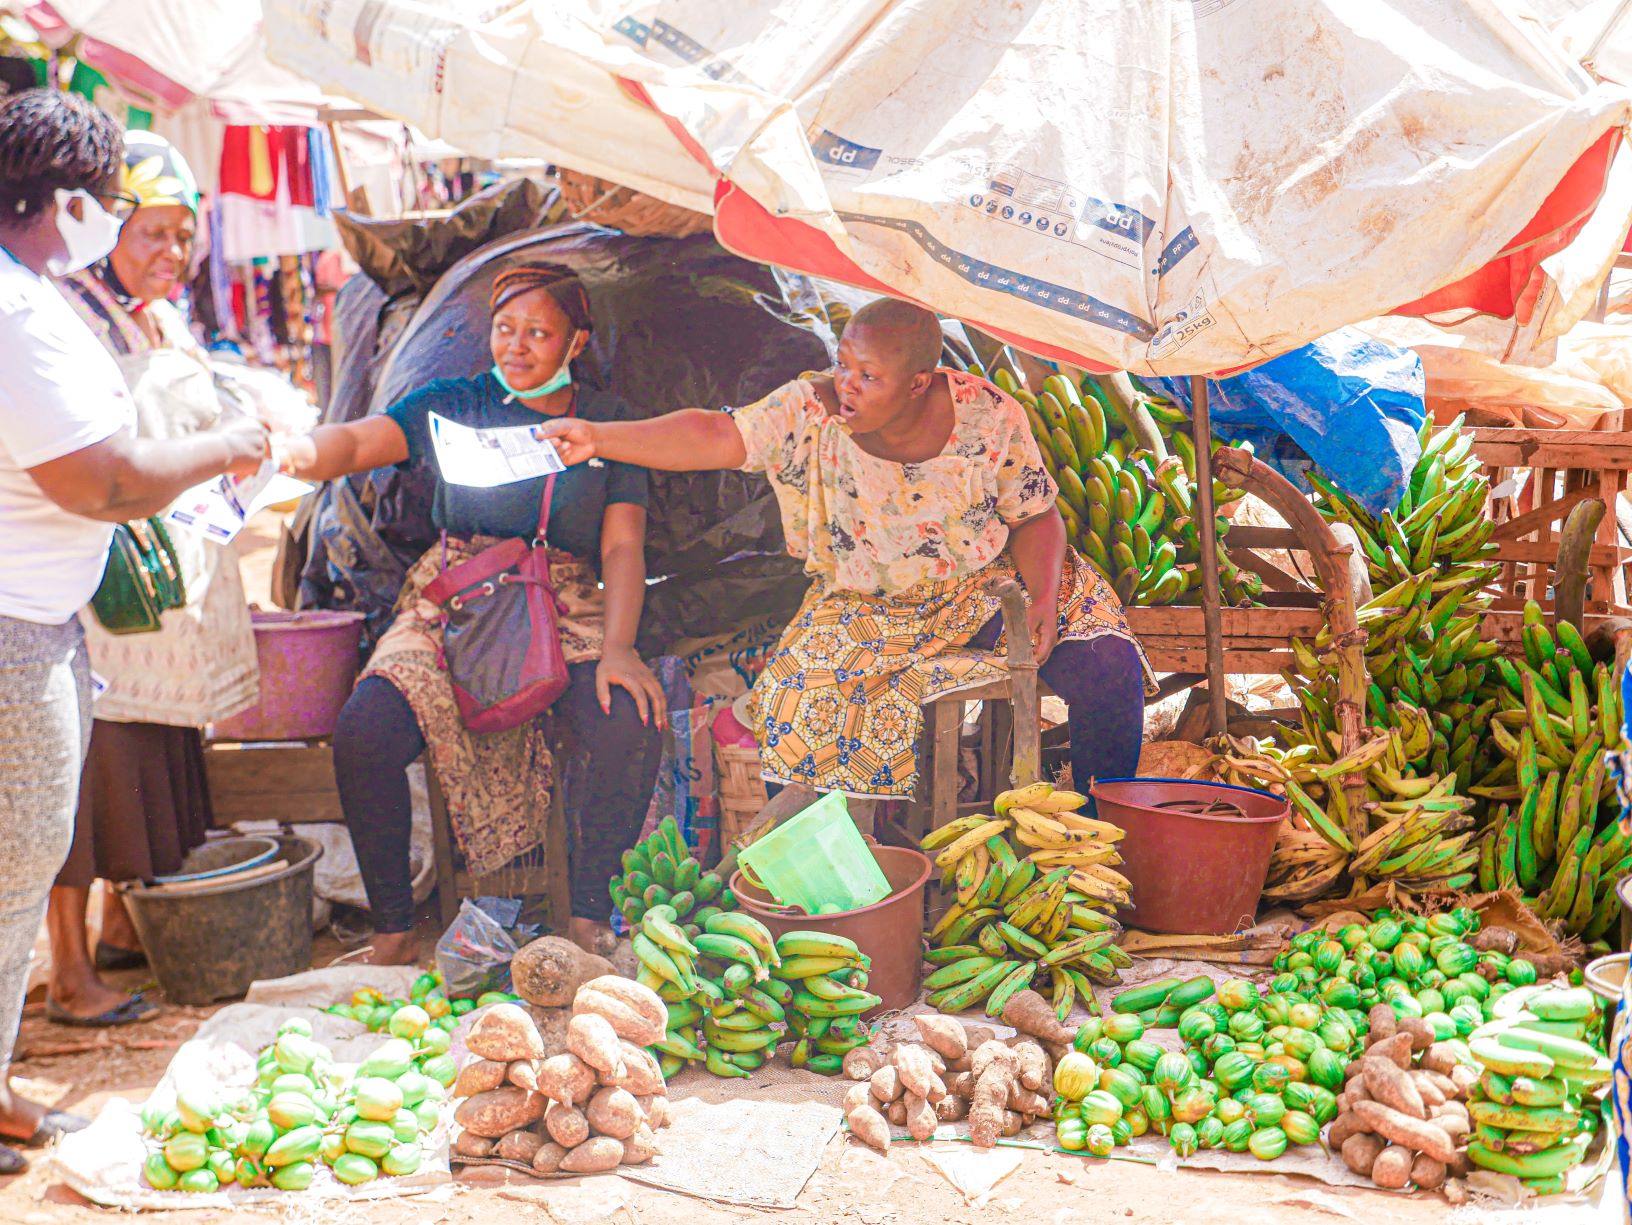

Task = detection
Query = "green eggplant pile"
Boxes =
[1474,601,1629,941]
[611,816,737,934]
[981,365,1259,606]
[139,1019,447,1193]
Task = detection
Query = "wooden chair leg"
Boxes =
[929,699,962,833]
[546,770,572,930]
[423,756,460,930]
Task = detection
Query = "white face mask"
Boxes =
[45,189,122,276]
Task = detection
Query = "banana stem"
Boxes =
[1553,498,1604,636]
[1091,373,1168,462]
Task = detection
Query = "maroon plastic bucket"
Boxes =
[212,610,365,741]
[1089,777,1287,935]
[730,844,932,1013]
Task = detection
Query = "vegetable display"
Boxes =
[635,904,878,1078]
[139,1018,448,1193]
[611,816,736,934]
[323,968,515,1031]
[451,982,671,1173]
[987,366,1258,606]
[919,782,1130,1018]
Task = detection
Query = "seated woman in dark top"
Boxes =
[280,263,663,959]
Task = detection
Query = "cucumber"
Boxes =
[1111,978,1181,1014]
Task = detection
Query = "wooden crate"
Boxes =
[1125,602,1326,676]
[1469,426,1632,615]
[203,740,342,826]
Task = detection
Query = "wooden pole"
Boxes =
[1191,375,1228,737]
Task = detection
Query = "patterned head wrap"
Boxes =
[119,130,199,213]
[489,262,593,331]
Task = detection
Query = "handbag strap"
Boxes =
[534,395,576,547]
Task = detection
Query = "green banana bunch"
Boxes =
[610,816,735,933]
[1473,600,1628,940]
[773,930,878,1076]
[919,791,1128,1021]
[979,364,1257,607]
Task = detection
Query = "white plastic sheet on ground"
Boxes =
[264,0,1632,375]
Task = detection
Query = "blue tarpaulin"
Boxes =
[1148,327,1425,517]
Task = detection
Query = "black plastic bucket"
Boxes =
[119,835,323,1005]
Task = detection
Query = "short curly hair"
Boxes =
[0,89,122,220]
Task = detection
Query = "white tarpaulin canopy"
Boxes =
[258,0,1632,375]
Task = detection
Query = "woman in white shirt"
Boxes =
[0,89,266,1174]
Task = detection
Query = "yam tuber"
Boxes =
[1410,1154,1447,1190]
[454,1131,495,1158]
[454,1058,508,1098]
[869,1065,903,1103]
[536,1053,598,1107]
[970,1040,1020,1081]
[1396,1017,1435,1053]
[964,1025,997,1050]
[1361,1057,1426,1120]
[847,1104,891,1153]
[913,1015,968,1061]
[1368,1032,1414,1070]
[1340,1133,1385,1177]
[1326,1111,1369,1149]
[608,1041,666,1097]
[621,1124,659,1165]
[885,1099,909,1127]
[1419,1043,1462,1077]
[843,1082,874,1113]
[967,1063,1013,1149]
[1366,1004,1397,1047]
[559,1136,624,1174]
[904,1092,937,1141]
[511,936,615,1008]
[495,1129,545,1164]
[843,1046,888,1081]
[935,1095,969,1122]
[566,1013,626,1081]
[1408,1071,1445,1109]
[1352,1100,1456,1164]
[893,1044,947,1103]
[465,1004,546,1062]
[585,1086,643,1141]
[1000,1109,1024,1138]
[570,989,664,1046]
[1007,1084,1050,1117]
[454,1087,547,1138]
[1009,1039,1050,1092]
[575,976,667,1038]
[945,1071,977,1099]
[999,990,1075,1044]
[639,1093,670,1130]
[507,1060,540,1093]
[543,1100,590,1149]
[531,1141,569,1174]
[1444,1177,1470,1205]
[944,1054,972,1075]
[1370,1146,1413,1189]
[1420,1070,1459,1100]
[1448,1065,1479,1095]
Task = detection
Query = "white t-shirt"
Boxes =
[0,250,135,624]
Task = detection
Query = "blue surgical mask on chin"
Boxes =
[492,333,582,401]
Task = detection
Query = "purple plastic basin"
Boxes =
[212,610,365,741]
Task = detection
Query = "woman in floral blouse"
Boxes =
[542,298,1152,817]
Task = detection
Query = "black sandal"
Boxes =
[92,941,147,972]
[26,1111,88,1146]
[45,993,156,1028]
[0,1145,26,1175]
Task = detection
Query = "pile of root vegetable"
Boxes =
[1213,413,1629,942]
[450,981,672,1175]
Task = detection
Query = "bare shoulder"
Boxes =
[806,373,840,417]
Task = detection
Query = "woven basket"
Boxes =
[715,742,767,848]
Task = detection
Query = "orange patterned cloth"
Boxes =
[361,538,604,874]
[735,369,1153,797]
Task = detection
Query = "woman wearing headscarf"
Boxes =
[44,131,260,1026]
[280,262,663,961]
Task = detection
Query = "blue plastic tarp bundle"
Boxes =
[1147,327,1425,517]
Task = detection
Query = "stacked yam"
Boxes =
[1329,1008,1477,1202]
[843,1004,1067,1152]
[452,978,671,1175]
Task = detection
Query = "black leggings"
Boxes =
[967,617,1146,793]
[332,664,659,931]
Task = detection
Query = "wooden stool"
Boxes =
[904,581,1043,839]
[424,755,571,929]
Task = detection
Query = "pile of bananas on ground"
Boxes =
[1217,703,1480,904]
[633,904,879,1078]
[980,365,1258,606]
[1474,603,1629,941]
[918,782,1131,1022]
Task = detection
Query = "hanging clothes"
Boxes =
[218,125,338,262]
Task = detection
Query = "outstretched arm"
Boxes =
[536,409,747,472]
[278,416,410,482]
[1006,508,1067,665]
